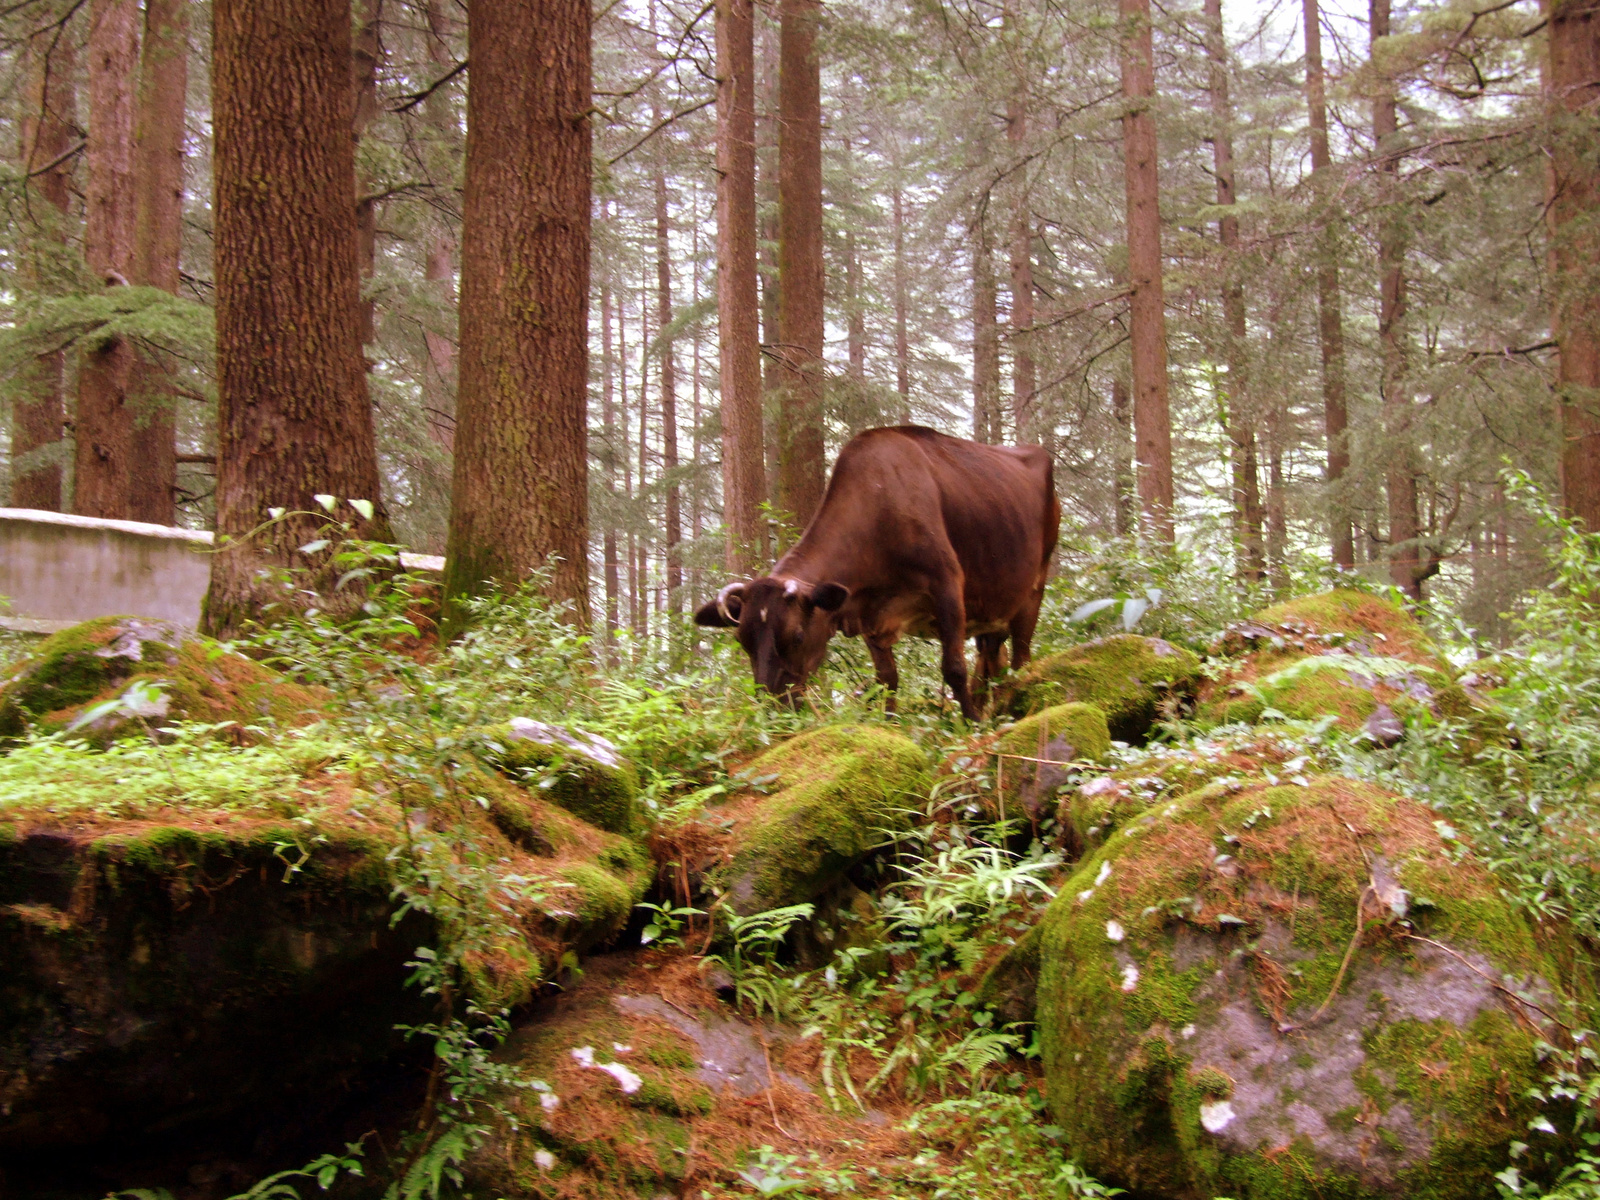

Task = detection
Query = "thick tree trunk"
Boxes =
[206,0,385,638]
[444,0,591,628]
[1548,0,1600,528]
[973,213,1000,444]
[655,167,681,614]
[1205,0,1263,581]
[892,184,911,418]
[774,0,825,532]
[74,0,140,520]
[1304,0,1354,568]
[12,26,77,511]
[127,0,188,525]
[1007,91,1035,443]
[352,0,379,350]
[1120,0,1174,543]
[717,0,766,574]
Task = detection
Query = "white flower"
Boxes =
[1105,920,1125,943]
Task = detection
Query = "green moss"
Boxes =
[1007,635,1202,741]
[1034,774,1573,1199]
[1252,590,1439,663]
[709,724,931,913]
[999,702,1111,765]
[480,721,641,836]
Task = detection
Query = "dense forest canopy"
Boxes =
[0,0,1590,641]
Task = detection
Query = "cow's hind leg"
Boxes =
[930,584,978,720]
[973,632,1007,712]
[1009,586,1046,674]
[866,636,901,713]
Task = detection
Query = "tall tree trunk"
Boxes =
[602,274,619,650]
[1549,0,1600,528]
[1205,0,1263,581]
[74,0,139,520]
[444,0,591,628]
[774,0,825,532]
[892,183,911,418]
[638,272,651,642]
[1007,89,1035,443]
[846,229,866,381]
[1266,409,1289,595]
[1304,0,1354,568]
[717,0,765,574]
[1371,0,1424,598]
[206,0,385,637]
[973,212,1000,444]
[11,25,77,511]
[1120,0,1174,543]
[620,289,639,638]
[1112,376,1135,535]
[421,0,458,452]
[127,0,188,526]
[655,168,681,615]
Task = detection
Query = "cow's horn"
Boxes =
[716,582,745,623]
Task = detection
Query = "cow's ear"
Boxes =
[811,582,849,612]
[695,584,745,627]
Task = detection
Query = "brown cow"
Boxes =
[694,425,1058,719]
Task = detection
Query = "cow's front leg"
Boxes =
[865,636,900,713]
[930,587,978,720]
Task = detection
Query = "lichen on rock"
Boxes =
[0,615,327,745]
[1004,635,1203,742]
[1036,773,1577,1200]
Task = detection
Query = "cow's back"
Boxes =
[790,426,1056,624]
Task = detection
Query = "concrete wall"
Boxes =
[0,508,443,633]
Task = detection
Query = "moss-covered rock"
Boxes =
[1005,635,1203,742]
[0,616,327,745]
[699,724,931,914]
[481,718,642,835]
[462,955,826,1200]
[1036,774,1579,1200]
[995,702,1111,821]
[1195,590,1476,737]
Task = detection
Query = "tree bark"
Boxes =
[74,0,139,520]
[1371,0,1425,598]
[11,24,77,511]
[717,0,766,574]
[206,0,385,637]
[1007,90,1035,443]
[1548,0,1600,529]
[1304,0,1355,568]
[602,273,619,649]
[655,166,682,614]
[352,0,380,350]
[127,0,188,525]
[1205,0,1263,581]
[973,212,1000,444]
[1120,0,1174,543]
[774,0,825,532]
[443,0,591,628]
[892,184,911,418]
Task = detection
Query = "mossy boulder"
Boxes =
[1005,635,1203,742]
[699,724,930,914]
[1036,774,1579,1200]
[0,616,327,745]
[1196,591,1481,739]
[995,702,1112,821]
[481,718,642,835]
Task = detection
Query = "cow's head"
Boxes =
[693,576,850,703]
